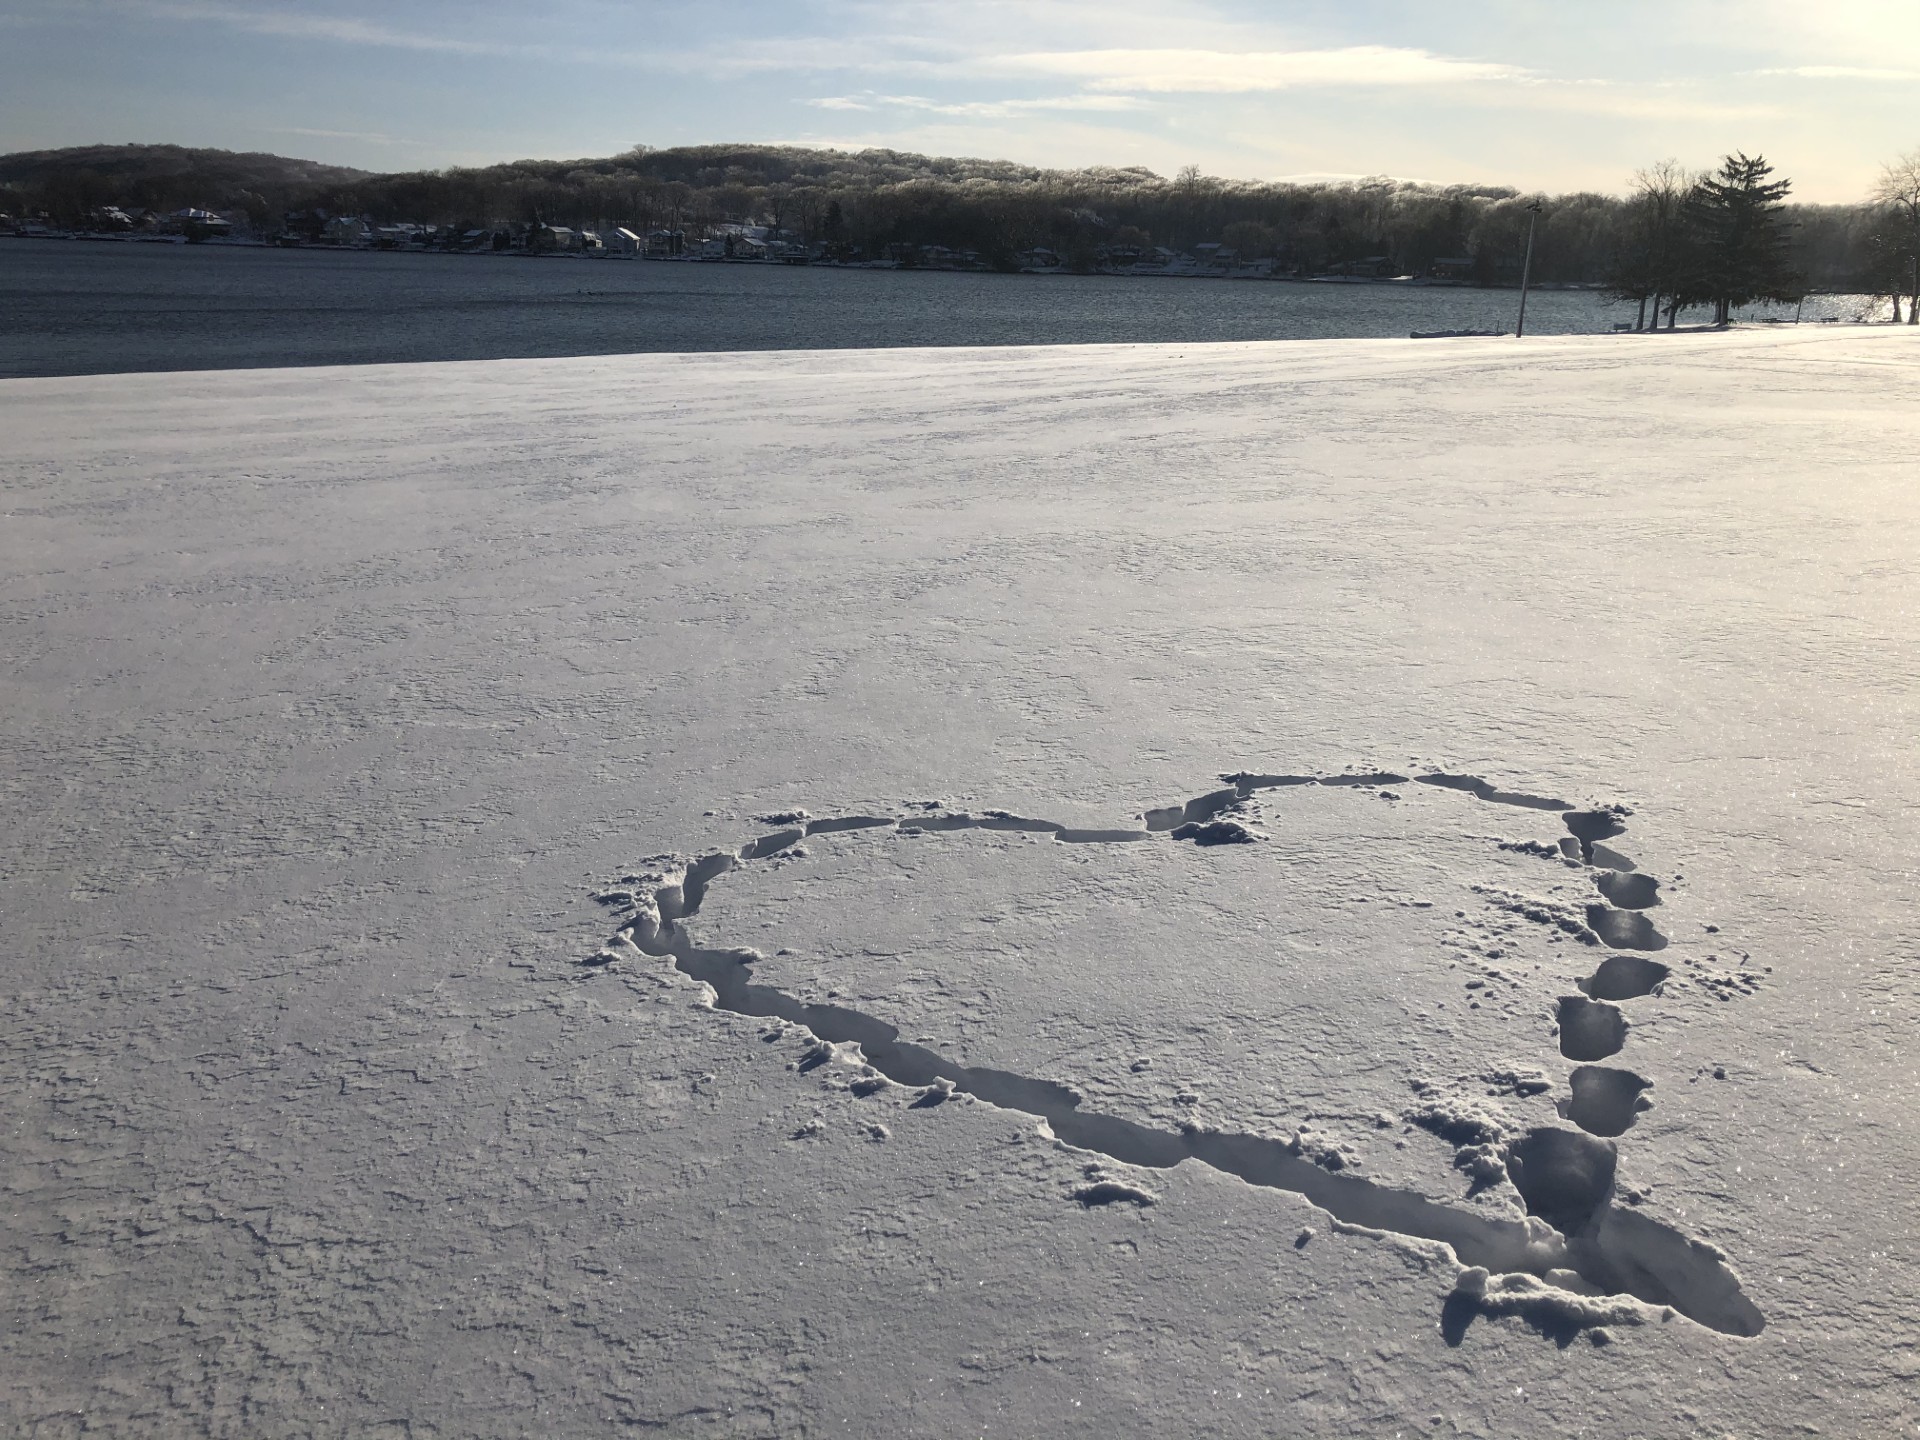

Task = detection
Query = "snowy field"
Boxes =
[4,327,1918,1437]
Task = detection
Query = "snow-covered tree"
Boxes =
[1871,148,1920,324]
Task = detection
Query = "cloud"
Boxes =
[65,0,667,66]
[1753,64,1920,80]
[275,126,407,146]
[985,45,1531,93]
[121,1,516,55]
[1481,81,1784,124]
[806,92,1148,117]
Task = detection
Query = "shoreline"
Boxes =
[0,231,1644,292]
[2,319,1904,389]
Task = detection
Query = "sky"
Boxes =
[1,0,1916,200]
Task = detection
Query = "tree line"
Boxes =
[5,141,1918,316]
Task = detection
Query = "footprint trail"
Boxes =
[589,771,1764,1340]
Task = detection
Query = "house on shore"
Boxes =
[322,215,367,246]
[695,232,769,259]
[168,208,230,240]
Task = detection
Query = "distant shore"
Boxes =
[0,228,1634,293]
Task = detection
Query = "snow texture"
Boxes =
[4,327,1919,1435]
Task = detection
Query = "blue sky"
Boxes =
[2,0,1915,200]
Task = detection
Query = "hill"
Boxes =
[0,142,371,188]
[0,143,370,221]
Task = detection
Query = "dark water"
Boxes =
[0,237,1869,379]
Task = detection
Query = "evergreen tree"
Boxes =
[1685,153,1799,325]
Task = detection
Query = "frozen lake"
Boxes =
[0,236,1873,378]
[4,327,1918,1435]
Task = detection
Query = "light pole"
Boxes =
[1515,200,1543,338]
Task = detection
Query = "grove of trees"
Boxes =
[1609,154,1801,329]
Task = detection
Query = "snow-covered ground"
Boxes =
[4,327,1918,1436]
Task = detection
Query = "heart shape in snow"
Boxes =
[585,769,1764,1340]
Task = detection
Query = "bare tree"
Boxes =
[1222,219,1276,258]
[787,186,823,246]
[763,183,792,240]
[661,180,691,243]
[1612,160,1695,329]
[1872,148,1920,323]
[1174,164,1210,249]
[1865,215,1911,321]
